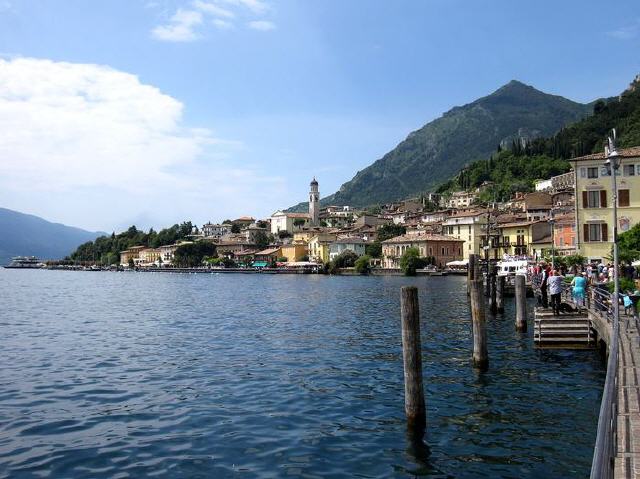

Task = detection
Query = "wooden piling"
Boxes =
[400,286,426,432]
[467,254,477,296]
[469,278,488,370]
[515,274,527,332]
[496,275,505,313]
[489,266,497,313]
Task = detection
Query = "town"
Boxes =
[112,145,640,274]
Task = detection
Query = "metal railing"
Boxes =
[589,286,619,479]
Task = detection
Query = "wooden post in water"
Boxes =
[467,254,477,296]
[489,266,497,313]
[400,286,426,434]
[496,275,505,313]
[469,278,488,370]
[515,274,527,332]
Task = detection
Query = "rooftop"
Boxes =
[570,146,640,162]
[382,233,465,244]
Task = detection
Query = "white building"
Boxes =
[202,222,232,239]
[329,238,367,261]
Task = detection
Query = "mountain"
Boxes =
[436,74,640,201]
[290,80,593,211]
[0,208,105,265]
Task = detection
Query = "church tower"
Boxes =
[309,177,319,226]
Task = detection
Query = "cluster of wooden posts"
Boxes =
[400,253,528,438]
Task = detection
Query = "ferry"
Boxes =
[4,256,45,269]
[496,258,534,277]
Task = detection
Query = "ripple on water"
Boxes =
[0,271,605,478]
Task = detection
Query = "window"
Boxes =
[583,223,608,242]
[468,225,471,234]
[600,166,611,177]
[624,164,636,176]
[587,167,599,179]
[619,189,630,207]
[580,167,586,178]
[457,226,460,234]
[583,190,607,208]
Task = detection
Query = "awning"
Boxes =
[446,259,469,266]
[252,261,269,267]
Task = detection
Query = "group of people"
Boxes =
[531,263,587,316]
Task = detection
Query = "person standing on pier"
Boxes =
[548,269,564,316]
[571,272,587,310]
[540,262,550,308]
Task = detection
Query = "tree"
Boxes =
[293,218,306,228]
[277,256,288,263]
[378,224,406,242]
[618,223,640,264]
[231,223,241,234]
[278,230,292,239]
[400,247,426,276]
[365,241,382,258]
[173,242,217,267]
[354,255,371,274]
[329,250,359,274]
[128,258,135,269]
[254,231,270,249]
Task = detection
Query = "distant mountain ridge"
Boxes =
[289,80,594,211]
[0,208,105,265]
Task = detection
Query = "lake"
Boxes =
[0,269,605,478]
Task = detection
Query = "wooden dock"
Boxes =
[534,307,596,348]
[616,317,640,478]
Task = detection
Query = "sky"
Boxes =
[0,0,639,232]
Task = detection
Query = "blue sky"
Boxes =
[0,0,639,232]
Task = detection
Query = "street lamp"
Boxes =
[549,212,555,270]
[606,129,620,329]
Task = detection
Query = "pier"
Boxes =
[533,285,640,478]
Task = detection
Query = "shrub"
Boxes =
[354,255,371,275]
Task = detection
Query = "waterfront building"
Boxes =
[202,222,232,239]
[270,211,311,235]
[309,177,320,226]
[498,220,552,258]
[570,146,640,263]
[119,245,146,266]
[308,233,337,263]
[552,212,577,256]
[441,210,487,260]
[381,232,464,269]
[216,239,257,257]
[138,248,161,266]
[328,238,367,261]
[280,243,309,262]
[253,247,282,265]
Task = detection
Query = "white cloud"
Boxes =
[150,0,274,41]
[213,18,234,30]
[192,0,234,18]
[607,19,640,40]
[152,8,203,42]
[247,20,275,31]
[0,57,285,230]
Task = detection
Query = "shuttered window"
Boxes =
[600,190,607,208]
[619,189,630,207]
[584,224,608,242]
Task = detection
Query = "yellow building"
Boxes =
[280,243,309,262]
[570,146,640,262]
[119,245,146,266]
[308,233,337,263]
[499,220,552,258]
[441,210,487,260]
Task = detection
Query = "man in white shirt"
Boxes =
[548,269,564,316]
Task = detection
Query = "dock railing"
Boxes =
[588,286,619,479]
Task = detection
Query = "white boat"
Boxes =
[496,259,532,277]
[4,256,45,269]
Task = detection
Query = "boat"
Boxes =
[4,256,45,269]
[496,257,535,277]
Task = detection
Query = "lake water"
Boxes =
[0,269,605,478]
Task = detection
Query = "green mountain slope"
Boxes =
[438,75,640,202]
[291,80,592,211]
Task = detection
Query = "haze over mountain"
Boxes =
[0,208,105,265]
[290,80,595,211]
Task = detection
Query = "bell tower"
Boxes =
[309,177,319,226]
